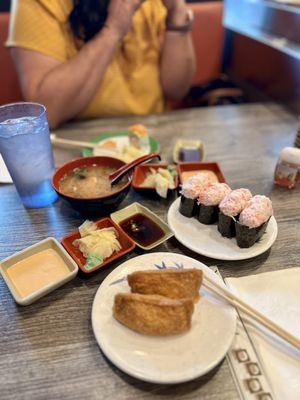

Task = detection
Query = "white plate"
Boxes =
[168,198,278,261]
[92,252,236,384]
[0,154,12,183]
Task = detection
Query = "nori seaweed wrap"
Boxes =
[218,212,237,237]
[179,173,214,218]
[179,196,197,218]
[218,189,253,238]
[198,205,219,224]
[197,183,231,225]
[235,195,273,248]
[235,219,270,248]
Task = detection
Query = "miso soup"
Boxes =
[59,165,127,199]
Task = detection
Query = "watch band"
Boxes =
[166,9,194,33]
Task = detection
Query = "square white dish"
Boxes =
[110,202,174,250]
[0,237,78,305]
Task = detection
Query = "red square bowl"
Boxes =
[132,164,179,194]
[178,162,227,184]
[61,218,136,274]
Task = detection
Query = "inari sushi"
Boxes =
[179,173,214,218]
[236,195,273,248]
[197,183,231,224]
[218,189,252,237]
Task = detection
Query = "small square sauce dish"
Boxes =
[0,237,78,306]
[61,218,136,274]
[110,202,174,251]
[178,162,227,184]
[132,163,179,197]
[173,139,205,163]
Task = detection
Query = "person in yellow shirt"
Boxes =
[7,0,196,128]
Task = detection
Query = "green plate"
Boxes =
[82,131,159,157]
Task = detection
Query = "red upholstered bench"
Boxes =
[0,13,23,105]
[189,2,224,86]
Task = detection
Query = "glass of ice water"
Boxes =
[0,102,58,208]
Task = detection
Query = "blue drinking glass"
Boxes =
[0,102,58,208]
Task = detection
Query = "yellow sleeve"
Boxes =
[156,0,167,34]
[6,0,68,62]
[153,0,167,49]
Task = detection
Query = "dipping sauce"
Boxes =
[178,148,203,162]
[7,249,70,298]
[59,165,127,199]
[120,213,165,247]
[181,170,219,183]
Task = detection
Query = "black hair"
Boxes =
[69,0,110,42]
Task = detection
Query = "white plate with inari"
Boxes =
[168,198,278,261]
[92,252,236,384]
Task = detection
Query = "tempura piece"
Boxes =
[128,268,203,302]
[113,293,194,336]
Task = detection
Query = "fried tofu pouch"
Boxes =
[113,293,194,335]
[127,269,203,302]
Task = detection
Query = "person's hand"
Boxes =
[162,0,187,25]
[105,0,144,40]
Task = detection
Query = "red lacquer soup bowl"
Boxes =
[52,156,132,217]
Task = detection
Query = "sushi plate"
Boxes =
[92,252,236,384]
[167,198,278,261]
[82,131,159,161]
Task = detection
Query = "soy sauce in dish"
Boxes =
[178,148,202,162]
[120,213,165,247]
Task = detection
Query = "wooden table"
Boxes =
[0,103,299,400]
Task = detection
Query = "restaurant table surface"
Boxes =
[0,103,299,400]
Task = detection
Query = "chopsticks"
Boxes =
[203,274,300,350]
[50,134,101,150]
[50,134,120,158]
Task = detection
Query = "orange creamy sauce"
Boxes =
[7,249,70,298]
[181,170,219,183]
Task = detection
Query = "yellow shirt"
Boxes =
[7,0,167,119]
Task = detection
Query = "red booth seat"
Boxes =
[0,13,22,106]
[189,2,224,86]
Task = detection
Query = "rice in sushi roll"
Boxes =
[236,195,273,248]
[197,183,231,224]
[218,188,252,237]
[179,173,214,218]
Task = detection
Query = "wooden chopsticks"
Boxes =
[202,274,300,350]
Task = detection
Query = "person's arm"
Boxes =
[160,0,196,101]
[10,0,142,129]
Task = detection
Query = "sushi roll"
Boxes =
[197,183,231,224]
[218,188,252,237]
[236,195,273,248]
[128,124,149,149]
[179,173,214,218]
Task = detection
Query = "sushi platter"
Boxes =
[168,197,278,261]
